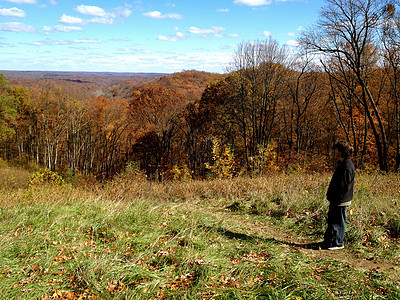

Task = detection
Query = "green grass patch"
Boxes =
[0,171,399,299]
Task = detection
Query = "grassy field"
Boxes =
[0,167,399,299]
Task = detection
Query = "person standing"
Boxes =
[323,141,355,250]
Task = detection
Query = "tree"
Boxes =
[227,39,290,168]
[284,53,322,155]
[381,4,400,171]
[85,96,129,178]
[299,0,397,171]
[0,74,19,142]
[128,84,187,179]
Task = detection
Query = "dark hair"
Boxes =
[335,141,353,159]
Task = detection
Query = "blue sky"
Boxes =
[0,0,324,73]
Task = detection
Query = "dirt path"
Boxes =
[215,211,400,281]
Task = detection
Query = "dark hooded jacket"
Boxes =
[326,158,355,205]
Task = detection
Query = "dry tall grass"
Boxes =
[1,167,399,299]
[2,168,399,216]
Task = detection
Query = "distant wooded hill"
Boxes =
[0,70,168,79]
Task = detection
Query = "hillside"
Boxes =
[0,168,399,299]
[1,70,167,99]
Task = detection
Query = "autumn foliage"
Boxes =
[2,1,400,178]
[0,56,399,180]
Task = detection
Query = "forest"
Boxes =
[1,0,400,180]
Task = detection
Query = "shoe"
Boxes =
[319,241,330,250]
[328,245,344,250]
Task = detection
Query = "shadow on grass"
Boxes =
[199,224,325,250]
[199,224,278,244]
[289,241,327,250]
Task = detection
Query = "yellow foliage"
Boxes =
[170,164,192,181]
[205,138,235,179]
[29,169,64,187]
[249,142,279,175]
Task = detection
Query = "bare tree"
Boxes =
[228,39,289,167]
[285,52,321,154]
[381,3,400,171]
[299,0,397,171]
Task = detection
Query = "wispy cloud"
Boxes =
[188,26,226,35]
[217,8,230,12]
[59,5,132,26]
[59,14,84,25]
[260,30,272,37]
[58,13,113,25]
[88,16,114,25]
[75,5,106,17]
[38,39,102,45]
[0,21,35,32]
[43,25,83,32]
[69,46,100,50]
[157,31,186,41]
[0,7,26,18]
[187,26,239,39]
[143,11,183,19]
[2,0,37,4]
[113,7,132,18]
[214,44,237,50]
[285,40,298,47]
[234,0,272,6]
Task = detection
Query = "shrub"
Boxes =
[29,169,65,187]
[205,138,235,179]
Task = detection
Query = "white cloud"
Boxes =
[2,0,37,4]
[59,6,132,26]
[143,11,183,19]
[261,30,272,36]
[286,40,299,47]
[43,25,83,32]
[89,16,114,25]
[187,26,237,39]
[40,39,101,45]
[217,9,230,12]
[20,41,42,46]
[214,44,237,50]
[287,32,295,37]
[76,5,106,17]
[297,26,304,31]
[112,7,132,18]
[188,26,226,35]
[72,39,101,43]
[107,51,231,73]
[0,22,35,32]
[143,11,161,18]
[49,0,57,5]
[157,31,186,41]
[0,49,231,73]
[0,7,26,18]
[234,0,272,6]
[69,46,100,50]
[59,14,85,25]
